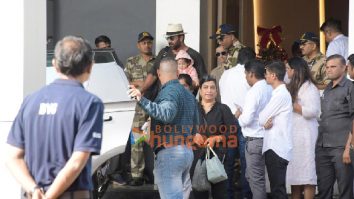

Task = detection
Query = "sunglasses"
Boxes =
[216,51,227,57]
[217,35,227,42]
[166,36,178,41]
[300,40,317,46]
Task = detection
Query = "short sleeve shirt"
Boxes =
[7,79,104,191]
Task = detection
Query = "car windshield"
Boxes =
[46,49,130,103]
[94,51,116,63]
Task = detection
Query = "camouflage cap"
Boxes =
[138,32,154,42]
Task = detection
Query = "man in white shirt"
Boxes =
[259,61,293,199]
[219,47,255,199]
[320,18,348,59]
[238,60,272,199]
[219,47,255,120]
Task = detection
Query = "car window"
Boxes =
[47,52,54,67]
[94,51,115,63]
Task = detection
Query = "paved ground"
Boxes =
[102,183,159,199]
[103,182,340,199]
[102,182,264,199]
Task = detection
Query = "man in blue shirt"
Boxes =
[128,57,200,199]
[6,36,104,199]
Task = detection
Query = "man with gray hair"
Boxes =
[6,36,104,199]
[128,57,200,199]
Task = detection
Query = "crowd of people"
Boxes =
[4,16,354,199]
[127,18,353,199]
[126,18,353,199]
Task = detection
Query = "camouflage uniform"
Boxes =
[303,52,329,87]
[124,54,154,179]
[225,40,244,69]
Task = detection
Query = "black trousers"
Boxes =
[192,180,228,199]
[265,150,288,199]
[316,146,353,199]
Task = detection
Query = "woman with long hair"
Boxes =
[285,57,320,199]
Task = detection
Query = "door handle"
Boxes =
[104,116,112,122]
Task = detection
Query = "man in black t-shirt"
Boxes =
[141,23,206,96]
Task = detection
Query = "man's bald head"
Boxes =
[157,57,178,83]
[159,57,178,74]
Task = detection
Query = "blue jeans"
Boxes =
[154,145,194,199]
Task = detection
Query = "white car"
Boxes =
[47,49,136,198]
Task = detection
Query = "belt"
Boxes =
[245,137,263,142]
[154,145,166,156]
[59,190,91,199]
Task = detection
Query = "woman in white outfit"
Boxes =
[285,57,320,199]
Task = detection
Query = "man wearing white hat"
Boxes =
[141,23,206,96]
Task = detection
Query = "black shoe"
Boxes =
[110,173,127,186]
[129,178,144,186]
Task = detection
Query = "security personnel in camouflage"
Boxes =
[299,32,328,91]
[124,32,155,186]
[210,24,244,69]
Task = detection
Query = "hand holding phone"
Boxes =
[127,85,142,101]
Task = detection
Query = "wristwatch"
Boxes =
[26,185,44,197]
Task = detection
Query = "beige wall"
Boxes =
[200,0,217,73]
[325,0,349,35]
[254,0,319,56]
[239,0,254,50]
